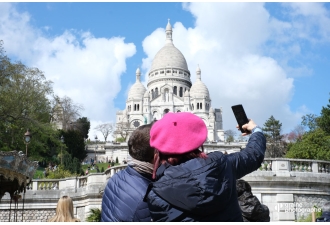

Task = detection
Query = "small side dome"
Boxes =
[190,65,209,98]
[128,83,147,100]
[184,90,190,97]
[127,67,146,100]
[190,80,209,98]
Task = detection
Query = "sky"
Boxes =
[1,2,330,141]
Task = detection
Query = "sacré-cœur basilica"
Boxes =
[115,20,224,142]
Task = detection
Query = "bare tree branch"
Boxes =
[94,123,115,142]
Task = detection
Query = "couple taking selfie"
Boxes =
[101,108,268,222]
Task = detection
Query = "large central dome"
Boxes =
[150,44,188,72]
[149,20,189,73]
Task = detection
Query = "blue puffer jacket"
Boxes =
[145,132,266,222]
[101,166,152,222]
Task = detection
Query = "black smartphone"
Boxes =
[231,104,249,133]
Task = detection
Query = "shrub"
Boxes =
[116,137,125,142]
[86,208,101,222]
[46,165,77,179]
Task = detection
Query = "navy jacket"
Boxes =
[145,132,266,222]
[101,165,152,222]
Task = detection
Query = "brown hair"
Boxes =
[128,123,155,162]
[48,196,80,222]
[152,147,207,179]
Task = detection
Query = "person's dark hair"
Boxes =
[128,123,154,162]
[152,147,207,179]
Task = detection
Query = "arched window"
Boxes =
[155,88,159,97]
[179,87,183,97]
[173,86,177,95]
[134,104,136,111]
[137,104,139,111]
[197,103,199,110]
[164,109,170,114]
[191,104,194,110]
[200,103,202,109]
[151,89,154,99]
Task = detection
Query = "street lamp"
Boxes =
[60,135,64,164]
[94,135,98,162]
[24,129,31,156]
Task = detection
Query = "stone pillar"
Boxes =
[312,162,319,173]
[272,160,291,177]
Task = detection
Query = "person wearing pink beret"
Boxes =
[144,112,266,222]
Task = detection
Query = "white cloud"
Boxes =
[282,3,330,44]
[141,2,309,134]
[0,3,136,141]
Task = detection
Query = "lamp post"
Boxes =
[24,129,31,156]
[94,135,98,162]
[60,135,64,164]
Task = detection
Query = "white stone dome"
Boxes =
[150,44,188,72]
[150,20,189,72]
[128,82,146,100]
[128,68,147,100]
[190,65,209,97]
[190,80,210,97]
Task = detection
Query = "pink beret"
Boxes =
[150,112,207,155]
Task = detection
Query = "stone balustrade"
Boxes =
[1,159,330,222]
[258,158,330,174]
[25,165,127,191]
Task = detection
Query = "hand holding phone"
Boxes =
[231,104,250,133]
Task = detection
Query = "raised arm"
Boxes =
[226,120,266,179]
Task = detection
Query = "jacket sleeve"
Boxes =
[226,132,266,179]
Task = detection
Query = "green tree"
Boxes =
[286,95,330,161]
[60,129,87,162]
[76,117,90,139]
[263,116,285,158]
[62,152,82,175]
[0,41,63,162]
[285,128,330,161]
[301,113,319,132]
[317,94,330,135]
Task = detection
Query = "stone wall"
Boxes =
[294,194,330,220]
[0,209,56,222]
